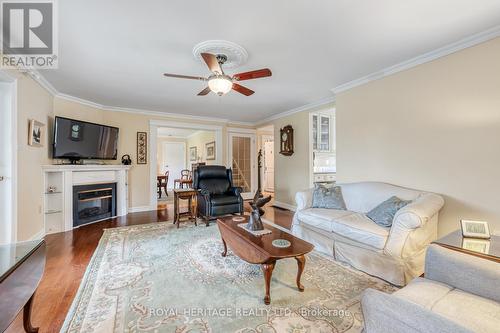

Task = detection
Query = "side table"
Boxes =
[433,230,500,263]
[173,188,198,228]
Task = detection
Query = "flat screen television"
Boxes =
[53,116,119,163]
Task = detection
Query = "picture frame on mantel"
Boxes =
[137,132,147,164]
[28,119,45,147]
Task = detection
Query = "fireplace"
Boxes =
[73,183,117,227]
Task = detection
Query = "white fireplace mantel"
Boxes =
[42,164,131,234]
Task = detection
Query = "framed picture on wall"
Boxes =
[137,132,147,164]
[28,119,45,147]
[206,141,216,160]
[189,146,197,161]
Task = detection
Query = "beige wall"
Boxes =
[186,130,216,165]
[270,104,334,206]
[13,72,54,241]
[336,37,500,236]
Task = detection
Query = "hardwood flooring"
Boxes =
[6,202,294,333]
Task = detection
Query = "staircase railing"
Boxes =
[232,159,250,191]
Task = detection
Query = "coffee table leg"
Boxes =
[295,255,305,291]
[23,293,39,333]
[261,261,275,305]
[221,238,227,257]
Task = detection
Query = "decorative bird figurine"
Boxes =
[246,195,272,231]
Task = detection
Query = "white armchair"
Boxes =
[292,182,444,286]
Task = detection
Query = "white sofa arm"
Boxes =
[393,193,445,229]
[385,193,444,258]
[295,189,313,211]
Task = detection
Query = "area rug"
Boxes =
[61,221,396,333]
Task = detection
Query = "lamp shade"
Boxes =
[208,76,233,96]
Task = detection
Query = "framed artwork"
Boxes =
[189,146,197,161]
[205,141,216,160]
[137,132,147,164]
[28,119,45,147]
[460,220,490,239]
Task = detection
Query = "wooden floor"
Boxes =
[6,202,294,333]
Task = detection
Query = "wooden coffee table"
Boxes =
[217,216,314,304]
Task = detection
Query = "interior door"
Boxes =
[263,140,275,192]
[162,142,186,190]
[228,133,256,199]
[0,81,14,244]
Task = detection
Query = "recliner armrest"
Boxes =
[199,188,211,198]
[226,186,243,197]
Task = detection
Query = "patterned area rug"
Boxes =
[61,221,396,333]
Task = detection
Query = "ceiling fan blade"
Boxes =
[163,73,206,81]
[232,83,255,96]
[200,53,223,74]
[197,87,212,96]
[233,68,272,81]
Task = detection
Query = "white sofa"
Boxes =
[293,182,444,286]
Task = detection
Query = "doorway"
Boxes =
[161,142,186,190]
[0,73,17,244]
[228,132,256,199]
[262,136,275,193]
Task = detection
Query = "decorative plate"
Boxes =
[232,216,246,222]
[272,239,291,248]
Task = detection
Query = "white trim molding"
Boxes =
[332,25,500,95]
[128,206,156,213]
[255,95,336,126]
[273,201,296,212]
[28,229,45,241]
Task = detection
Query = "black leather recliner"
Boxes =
[193,165,243,225]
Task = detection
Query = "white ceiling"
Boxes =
[40,0,500,123]
[157,127,202,138]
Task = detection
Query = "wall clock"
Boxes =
[279,125,294,156]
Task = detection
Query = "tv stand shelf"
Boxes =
[42,165,131,235]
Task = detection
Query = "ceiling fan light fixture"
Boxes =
[208,75,233,96]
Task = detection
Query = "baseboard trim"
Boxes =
[273,201,297,212]
[128,205,156,213]
[28,228,45,240]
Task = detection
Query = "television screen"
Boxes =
[53,117,119,160]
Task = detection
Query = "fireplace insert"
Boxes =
[73,183,116,227]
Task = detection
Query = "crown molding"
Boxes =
[332,25,500,95]
[255,95,336,126]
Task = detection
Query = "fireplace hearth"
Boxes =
[73,183,117,227]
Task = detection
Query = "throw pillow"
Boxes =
[367,196,411,227]
[312,184,347,210]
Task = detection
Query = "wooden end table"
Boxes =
[217,216,314,304]
[433,230,500,263]
[0,240,46,333]
[173,188,198,228]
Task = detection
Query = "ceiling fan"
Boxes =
[163,53,272,96]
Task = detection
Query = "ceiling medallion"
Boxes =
[193,40,248,69]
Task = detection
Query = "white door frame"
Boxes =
[261,134,274,193]
[161,141,187,190]
[227,128,257,199]
[0,70,18,244]
[149,120,223,210]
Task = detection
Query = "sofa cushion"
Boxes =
[395,278,500,333]
[312,184,346,209]
[366,196,411,227]
[296,208,389,249]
